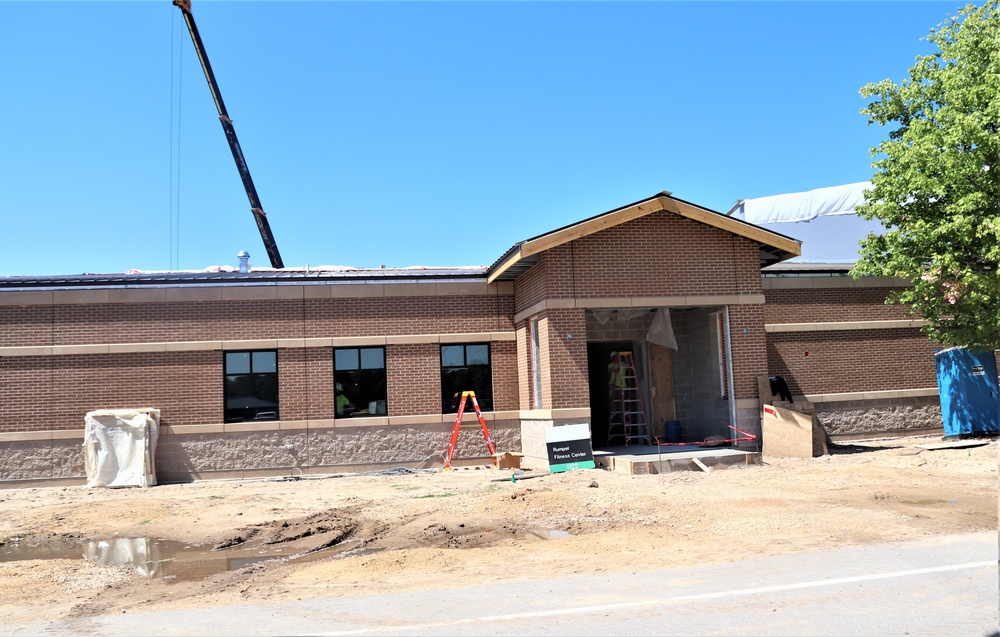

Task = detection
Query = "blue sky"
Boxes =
[1,1,961,275]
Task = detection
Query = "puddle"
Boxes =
[527,529,574,540]
[0,536,358,582]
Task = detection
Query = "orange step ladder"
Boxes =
[444,391,497,470]
[608,351,650,446]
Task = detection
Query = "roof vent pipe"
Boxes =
[237,250,250,273]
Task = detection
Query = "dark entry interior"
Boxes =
[587,340,633,447]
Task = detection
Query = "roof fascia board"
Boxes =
[519,196,668,259]
[486,248,523,284]
[663,198,802,257]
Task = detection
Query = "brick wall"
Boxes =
[304,295,514,339]
[764,287,913,324]
[0,294,515,349]
[0,284,518,434]
[514,261,548,313]
[766,328,939,395]
[385,343,442,416]
[0,340,514,434]
[514,211,763,314]
[0,351,219,432]
[542,309,589,409]
[0,305,52,347]
[490,340,518,412]
[546,212,763,299]
[728,304,767,400]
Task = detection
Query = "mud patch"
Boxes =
[215,509,363,556]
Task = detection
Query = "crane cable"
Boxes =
[168,10,183,270]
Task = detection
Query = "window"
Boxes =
[530,318,542,409]
[334,347,387,417]
[224,350,278,423]
[441,343,492,413]
[712,312,728,399]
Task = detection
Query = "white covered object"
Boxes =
[83,409,159,487]
[739,182,870,224]
[645,308,678,350]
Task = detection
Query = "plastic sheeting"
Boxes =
[738,182,870,224]
[83,409,159,487]
[590,309,649,325]
[645,308,677,350]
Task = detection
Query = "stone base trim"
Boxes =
[813,395,943,437]
[798,388,938,404]
[0,421,522,485]
[765,319,930,333]
[0,411,527,443]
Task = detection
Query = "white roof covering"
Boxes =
[737,181,871,224]
[732,182,882,263]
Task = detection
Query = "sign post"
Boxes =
[545,423,595,473]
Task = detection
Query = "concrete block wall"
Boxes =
[670,308,730,441]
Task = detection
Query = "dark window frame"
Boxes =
[223,350,279,423]
[440,343,493,413]
[333,346,388,418]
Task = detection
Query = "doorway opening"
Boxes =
[585,307,735,450]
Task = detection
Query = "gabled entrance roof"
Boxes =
[486,192,803,283]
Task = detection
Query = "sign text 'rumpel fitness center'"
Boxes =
[545,423,595,473]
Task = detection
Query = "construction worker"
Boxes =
[335,382,353,416]
[608,351,628,391]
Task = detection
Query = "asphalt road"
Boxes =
[7,531,998,636]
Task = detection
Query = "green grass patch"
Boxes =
[412,492,457,499]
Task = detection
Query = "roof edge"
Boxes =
[486,191,802,282]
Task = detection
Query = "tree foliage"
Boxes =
[854,0,1000,349]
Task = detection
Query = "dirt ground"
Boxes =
[0,436,996,627]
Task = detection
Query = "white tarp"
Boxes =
[83,409,159,487]
[645,308,678,350]
[739,181,870,224]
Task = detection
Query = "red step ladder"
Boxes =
[444,391,497,470]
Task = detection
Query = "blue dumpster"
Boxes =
[935,347,1000,436]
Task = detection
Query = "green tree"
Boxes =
[854,0,1000,349]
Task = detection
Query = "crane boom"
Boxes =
[172,0,284,269]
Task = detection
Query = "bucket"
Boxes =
[664,420,681,444]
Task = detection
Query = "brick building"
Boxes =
[0,191,946,485]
